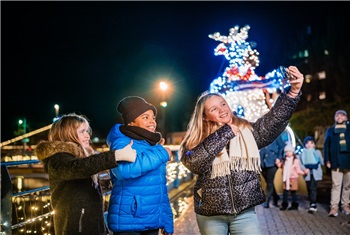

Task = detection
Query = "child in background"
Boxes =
[300,136,324,213]
[276,142,308,210]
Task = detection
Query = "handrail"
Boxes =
[1,160,40,167]
[11,212,54,230]
[12,186,50,197]
[0,124,52,147]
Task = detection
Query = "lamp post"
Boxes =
[53,104,60,122]
[18,118,27,135]
[159,81,168,136]
[18,118,29,150]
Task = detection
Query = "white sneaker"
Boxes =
[308,206,317,212]
[342,206,350,215]
[329,208,338,217]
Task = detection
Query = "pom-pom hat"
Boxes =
[284,141,295,152]
[117,96,157,124]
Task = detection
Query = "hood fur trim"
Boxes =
[35,141,85,161]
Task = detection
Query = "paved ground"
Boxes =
[170,174,350,235]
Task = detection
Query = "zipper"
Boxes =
[79,208,85,232]
[227,175,237,214]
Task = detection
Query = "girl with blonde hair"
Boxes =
[36,113,136,235]
[179,66,304,235]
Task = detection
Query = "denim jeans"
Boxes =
[196,207,261,235]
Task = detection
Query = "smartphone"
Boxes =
[278,66,295,80]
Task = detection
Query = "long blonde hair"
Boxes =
[49,113,94,156]
[179,92,252,153]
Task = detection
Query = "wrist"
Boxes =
[289,89,299,95]
[287,89,300,98]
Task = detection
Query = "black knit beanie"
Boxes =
[117,96,157,124]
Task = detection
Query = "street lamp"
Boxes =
[18,118,27,134]
[159,81,168,135]
[18,118,29,149]
[53,104,60,122]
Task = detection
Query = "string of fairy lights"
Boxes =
[6,156,192,234]
[10,189,54,234]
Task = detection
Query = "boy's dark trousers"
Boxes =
[306,174,318,204]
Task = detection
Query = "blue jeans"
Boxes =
[196,207,261,235]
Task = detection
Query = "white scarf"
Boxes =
[283,157,293,190]
[211,127,261,179]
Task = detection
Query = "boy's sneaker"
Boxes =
[328,208,338,217]
[308,204,317,213]
[342,206,350,215]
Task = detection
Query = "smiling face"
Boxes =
[129,109,157,132]
[203,95,233,125]
[335,112,348,124]
[77,121,91,149]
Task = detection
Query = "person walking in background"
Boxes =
[300,136,324,213]
[324,109,350,217]
[106,96,174,235]
[259,133,285,208]
[276,142,308,211]
[179,66,304,235]
[35,113,136,235]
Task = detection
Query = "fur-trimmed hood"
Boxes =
[35,141,85,161]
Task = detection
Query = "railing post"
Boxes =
[1,165,13,234]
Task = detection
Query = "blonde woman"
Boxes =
[179,66,304,235]
[36,113,136,235]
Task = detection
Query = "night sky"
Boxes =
[2,1,348,142]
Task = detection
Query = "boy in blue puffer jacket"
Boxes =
[106,96,174,235]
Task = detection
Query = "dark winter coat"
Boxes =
[35,141,119,235]
[324,121,350,170]
[260,133,285,168]
[180,92,300,216]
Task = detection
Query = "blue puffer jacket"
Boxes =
[106,124,174,234]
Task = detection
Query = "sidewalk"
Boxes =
[174,195,350,235]
[172,174,350,235]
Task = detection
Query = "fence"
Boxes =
[1,147,193,234]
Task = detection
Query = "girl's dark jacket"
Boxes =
[180,92,300,216]
[35,141,119,235]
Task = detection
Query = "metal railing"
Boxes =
[1,147,193,235]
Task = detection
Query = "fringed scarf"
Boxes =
[211,127,261,179]
[282,157,293,190]
[334,123,348,152]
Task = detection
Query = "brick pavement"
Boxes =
[171,174,350,235]
[173,195,350,235]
